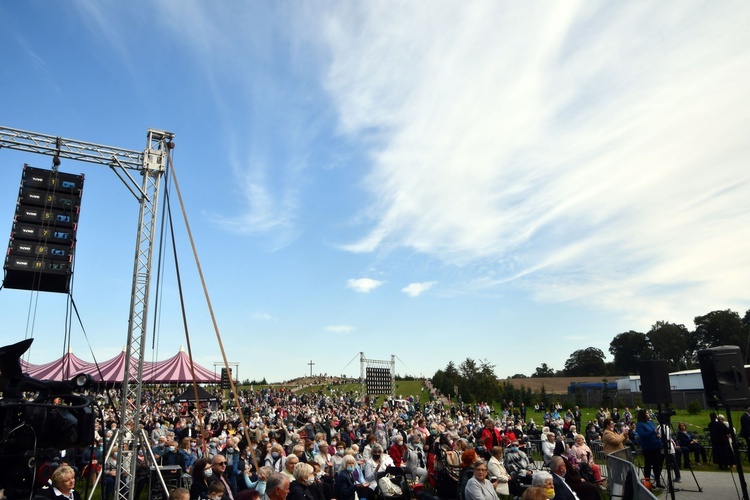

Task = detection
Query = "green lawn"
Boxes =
[571,407,750,471]
[576,407,745,433]
[393,380,429,400]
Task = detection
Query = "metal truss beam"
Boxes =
[0,126,144,170]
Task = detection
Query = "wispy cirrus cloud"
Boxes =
[323,2,750,324]
[153,2,323,251]
[347,278,384,293]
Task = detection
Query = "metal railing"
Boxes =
[606,448,657,500]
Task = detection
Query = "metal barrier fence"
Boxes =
[606,448,657,500]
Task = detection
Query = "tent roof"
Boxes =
[25,350,94,380]
[92,348,139,383]
[174,385,219,402]
[142,347,220,383]
[22,345,220,384]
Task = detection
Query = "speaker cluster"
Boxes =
[4,165,84,293]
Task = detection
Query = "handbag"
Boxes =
[378,474,403,497]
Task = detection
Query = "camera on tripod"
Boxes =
[656,409,676,425]
[0,339,98,499]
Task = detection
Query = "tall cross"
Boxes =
[308,360,315,377]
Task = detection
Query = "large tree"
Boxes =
[648,321,697,371]
[564,347,606,376]
[475,359,500,402]
[694,309,747,360]
[532,363,556,378]
[609,330,653,374]
[432,361,461,399]
[432,358,499,403]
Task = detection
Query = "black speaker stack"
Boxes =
[3,165,84,293]
[639,360,672,404]
[697,345,750,408]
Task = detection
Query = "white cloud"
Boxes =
[152,3,318,251]
[402,281,437,297]
[324,2,750,324]
[210,156,299,241]
[326,325,355,333]
[347,278,384,293]
[253,313,273,320]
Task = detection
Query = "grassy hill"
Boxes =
[238,378,428,400]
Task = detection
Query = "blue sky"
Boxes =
[0,2,748,384]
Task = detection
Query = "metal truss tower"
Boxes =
[0,125,174,500]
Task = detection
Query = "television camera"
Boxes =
[655,408,676,425]
[0,339,98,499]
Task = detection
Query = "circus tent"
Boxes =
[91,347,138,383]
[23,349,94,381]
[142,347,219,383]
[22,346,220,384]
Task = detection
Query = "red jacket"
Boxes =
[502,430,517,447]
[480,427,503,450]
[389,443,407,466]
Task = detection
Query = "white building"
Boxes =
[668,369,705,391]
[618,365,750,392]
[616,376,641,392]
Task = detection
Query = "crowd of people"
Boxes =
[29,382,741,500]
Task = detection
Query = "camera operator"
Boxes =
[636,409,663,488]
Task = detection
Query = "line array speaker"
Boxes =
[4,165,84,293]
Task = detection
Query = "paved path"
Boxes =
[646,469,749,499]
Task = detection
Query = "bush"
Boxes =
[687,400,702,415]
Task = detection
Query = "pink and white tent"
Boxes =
[21,346,220,384]
[24,349,95,381]
[142,347,219,383]
[91,347,139,383]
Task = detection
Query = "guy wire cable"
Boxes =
[162,180,208,452]
[147,153,175,375]
[165,150,258,470]
[152,152,176,356]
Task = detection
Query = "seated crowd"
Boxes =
[47,386,624,500]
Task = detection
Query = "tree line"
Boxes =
[430,308,749,403]
[558,308,750,376]
[431,358,534,407]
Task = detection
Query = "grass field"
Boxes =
[573,407,745,434]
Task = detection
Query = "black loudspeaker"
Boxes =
[639,360,672,404]
[3,165,84,293]
[220,367,232,390]
[697,345,750,408]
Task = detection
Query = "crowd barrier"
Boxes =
[606,447,657,500]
